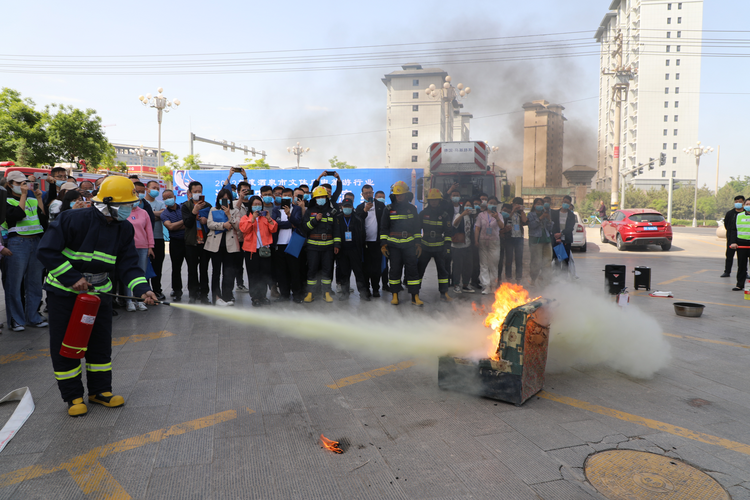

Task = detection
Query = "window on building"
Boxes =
[665,73,670,80]
[665,87,669,94]
[677,31,681,38]
[663,143,668,150]
[674,115,678,122]
[412,130,418,137]
[412,117,418,124]
[412,105,418,112]
[677,17,682,23]
[411,156,418,162]
[412,79,419,86]
[667,18,671,24]
[668,3,672,10]
[664,115,669,122]
[667,32,671,38]
[412,143,418,150]
[672,171,677,177]
[675,87,680,94]
[666,45,671,52]
[673,143,678,149]
[675,73,680,80]
[664,101,669,108]
[663,129,668,136]
[674,101,679,108]
[666,60,670,66]
[672,157,677,164]
[662,171,666,178]
[674,129,678,135]
[412,92,419,99]
[676,59,681,66]
[678,2,682,9]
[676,45,681,52]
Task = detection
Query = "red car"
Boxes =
[600,209,672,251]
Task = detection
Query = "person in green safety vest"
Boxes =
[729,198,750,291]
[2,171,49,331]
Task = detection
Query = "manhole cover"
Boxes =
[585,450,730,500]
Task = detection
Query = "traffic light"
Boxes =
[659,153,666,166]
[649,158,655,170]
[638,167,644,175]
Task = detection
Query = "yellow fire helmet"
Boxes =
[426,188,443,200]
[92,176,138,204]
[312,185,328,198]
[391,180,409,195]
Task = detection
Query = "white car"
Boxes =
[571,211,587,252]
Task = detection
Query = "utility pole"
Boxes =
[715,145,720,195]
[602,31,634,212]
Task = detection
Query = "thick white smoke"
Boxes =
[544,283,671,378]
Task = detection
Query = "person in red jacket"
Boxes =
[239,195,278,306]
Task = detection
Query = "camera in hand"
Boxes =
[198,195,205,203]
[280,198,292,208]
[323,170,335,177]
[260,210,268,217]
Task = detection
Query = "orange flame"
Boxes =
[482,283,540,360]
[320,434,343,454]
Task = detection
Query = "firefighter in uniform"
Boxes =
[303,186,335,303]
[37,177,158,417]
[380,181,423,306]
[418,189,453,302]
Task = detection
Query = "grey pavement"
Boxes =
[1,226,750,499]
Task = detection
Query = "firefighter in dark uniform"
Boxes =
[380,181,423,306]
[303,186,335,303]
[418,188,453,302]
[37,176,158,417]
[333,198,370,301]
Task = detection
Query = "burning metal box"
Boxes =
[438,298,551,406]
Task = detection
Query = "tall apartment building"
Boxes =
[382,64,471,169]
[522,100,566,188]
[595,0,703,191]
[112,143,162,168]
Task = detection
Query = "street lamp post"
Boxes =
[683,141,713,228]
[287,142,310,169]
[138,88,180,169]
[134,145,153,167]
[424,76,471,142]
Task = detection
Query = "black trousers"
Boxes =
[736,247,750,288]
[209,238,240,302]
[388,244,420,294]
[275,244,302,299]
[451,246,472,288]
[337,247,367,293]
[185,243,210,300]
[471,245,481,287]
[48,292,114,402]
[363,241,382,292]
[150,239,165,294]
[418,249,449,292]
[307,248,334,294]
[235,249,245,287]
[498,239,506,281]
[245,251,272,300]
[505,237,524,282]
[168,238,186,298]
[726,238,737,274]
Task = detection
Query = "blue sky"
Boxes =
[2,0,746,189]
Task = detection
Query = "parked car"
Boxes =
[571,211,587,252]
[600,209,672,251]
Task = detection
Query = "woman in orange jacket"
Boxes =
[239,195,278,306]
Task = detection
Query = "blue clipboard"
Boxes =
[284,231,306,258]
[145,256,157,279]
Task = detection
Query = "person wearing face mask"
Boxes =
[2,171,48,331]
[258,185,281,298]
[42,167,69,209]
[272,186,284,208]
[232,181,252,293]
[474,196,503,294]
[356,184,387,297]
[159,189,185,302]
[380,181,423,306]
[181,181,211,304]
[447,188,463,286]
[272,187,304,303]
[205,188,241,306]
[497,203,513,283]
[60,190,85,213]
[551,195,576,272]
[729,199,750,291]
[131,181,156,225]
[505,197,528,285]
[417,189,453,301]
[312,171,343,207]
[451,200,475,294]
[722,195,746,278]
[334,193,357,293]
[302,186,336,303]
[240,195,278,306]
[333,199,369,301]
[123,196,154,312]
[48,182,79,221]
[144,181,166,301]
[37,176,157,417]
[527,198,553,287]
[469,196,485,289]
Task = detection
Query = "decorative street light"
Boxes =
[287,142,310,169]
[133,145,153,167]
[138,88,180,168]
[425,75,471,142]
[683,141,713,228]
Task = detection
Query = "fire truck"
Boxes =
[417,141,506,203]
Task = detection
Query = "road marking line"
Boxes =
[663,333,750,349]
[658,275,690,285]
[538,391,750,455]
[681,279,728,285]
[694,269,713,274]
[686,237,726,249]
[67,460,130,500]
[0,409,237,491]
[327,360,416,389]
[0,331,176,365]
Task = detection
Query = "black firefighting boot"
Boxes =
[89,392,125,408]
[391,293,399,305]
[411,294,424,306]
[68,397,88,417]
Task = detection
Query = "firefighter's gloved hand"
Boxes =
[415,244,422,258]
[141,291,158,305]
[381,245,389,258]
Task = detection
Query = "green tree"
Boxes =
[243,157,270,170]
[97,143,117,172]
[14,140,33,167]
[328,156,356,169]
[0,88,55,165]
[114,161,128,173]
[182,154,202,170]
[45,103,108,166]
[697,195,717,222]
[716,176,750,216]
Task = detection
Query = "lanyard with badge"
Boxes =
[484,212,494,236]
[343,216,353,242]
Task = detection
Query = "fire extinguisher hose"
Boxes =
[93,290,172,306]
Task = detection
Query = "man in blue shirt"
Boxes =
[160,189,186,301]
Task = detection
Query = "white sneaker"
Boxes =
[226,300,235,306]
[481,288,490,295]
[215,298,228,307]
[126,302,136,312]
[136,302,148,311]
[453,286,462,294]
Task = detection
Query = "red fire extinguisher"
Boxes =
[60,293,101,359]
